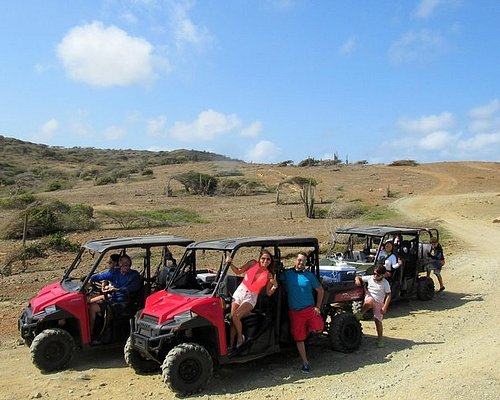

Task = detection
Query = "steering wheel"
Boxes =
[86,280,109,301]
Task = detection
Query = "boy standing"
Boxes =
[355,265,391,348]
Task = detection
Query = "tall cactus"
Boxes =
[300,181,315,218]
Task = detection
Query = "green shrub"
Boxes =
[173,171,218,195]
[218,178,269,196]
[328,201,367,219]
[141,169,154,176]
[0,194,37,209]
[47,181,62,191]
[95,175,117,185]
[284,176,318,187]
[99,208,206,229]
[389,160,419,167]
[298,157,320,167]
[314,207,330,219]
[215,169,244,177]
[1,201,96,239]
[42,232,79,252]
[20,243,48,259]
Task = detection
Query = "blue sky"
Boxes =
[1,0,499,164]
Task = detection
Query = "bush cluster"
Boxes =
[1,201,96,239]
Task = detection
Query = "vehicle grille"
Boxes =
[141,314,159,325]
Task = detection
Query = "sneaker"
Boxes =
[301,362,310,374]
[377,340,385,348]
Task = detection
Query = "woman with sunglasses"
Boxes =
[225,249,278,350]
[355,265,392,348]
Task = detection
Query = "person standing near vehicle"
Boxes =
[281,252,324,373]
[226,250,278,350]
[355,265,391,348]
[426,237,445,292]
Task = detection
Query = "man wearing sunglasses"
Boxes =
[355,265,392,348]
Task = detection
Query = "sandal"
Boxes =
[438,286,445,292]
[236,334,245,348]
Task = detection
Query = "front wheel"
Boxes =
[161,342,213,396]
[329,312,362,353]
[417,277,435,300]
[30,328,75,372]
[124,337,160,374]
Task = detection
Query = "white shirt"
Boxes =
[384,253,400,271]
[361,275,391,304]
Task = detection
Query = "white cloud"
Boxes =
[169,110,241,142]
[389,29,445,64]
[171,1,213,48]
[339,36,356,56]
[467,99,500,134]
[246,140,280,163]
[468,99,500,120]
[57,21,163,87]
[399,112,455,133]
[241,121,262,138]
[147,116,168,137]
[417,130,458,151]
[387,104,500,162]
[415,0,445,18]
[456,132,500,152]
[120,12,138,24]
[70,121,94,138]
[33,119,59,142]
[104,126,126,141]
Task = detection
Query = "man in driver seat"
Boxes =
[88,254,142,337]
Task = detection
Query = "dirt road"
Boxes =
[1,170,499,399]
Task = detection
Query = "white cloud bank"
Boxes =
[32,119,59,142]
[57,21,167,87]
[414,0,447,19]
[168,110,261,142]
[384,99,500,162]
[389,29,446,64]
[246,140,280,163]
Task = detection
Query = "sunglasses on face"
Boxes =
[374,272,384,277]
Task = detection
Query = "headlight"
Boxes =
[32,305,57,319]
[161,310,197,332]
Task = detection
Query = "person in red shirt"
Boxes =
[225,249,278,350]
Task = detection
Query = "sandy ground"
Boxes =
[0,162,499,399]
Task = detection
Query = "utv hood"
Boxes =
[29,282,79,314]
[142,290,216,325]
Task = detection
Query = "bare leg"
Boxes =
[295,341,308,364]
[229,302,239,349]
[436,274,444,289]
[362,297,375,314]
[374,317,383,341]
[231,302,253,346]
[88,303,101,336]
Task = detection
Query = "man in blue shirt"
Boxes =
[88,254,142,336]
[281,252,324,373]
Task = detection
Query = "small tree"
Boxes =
[174,171,218,196]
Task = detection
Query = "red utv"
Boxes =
[18,235,194,372]
[126,236,364,395]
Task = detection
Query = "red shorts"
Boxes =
[288,306,324,341]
